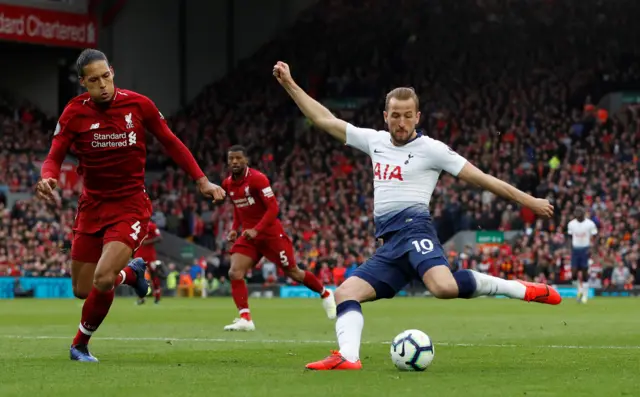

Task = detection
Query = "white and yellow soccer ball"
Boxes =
[390,329,435,371]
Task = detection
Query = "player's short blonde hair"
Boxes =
[385,87,419,111]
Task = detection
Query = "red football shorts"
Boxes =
[71,190,153,263]
[230,233,296,270]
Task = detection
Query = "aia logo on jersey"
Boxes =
[373,162,404,181]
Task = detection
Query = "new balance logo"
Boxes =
[128,131,137,146]
[90,123,100,130]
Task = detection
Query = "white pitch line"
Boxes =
[0,335,638,350]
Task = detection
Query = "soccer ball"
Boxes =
[390,329,435,371]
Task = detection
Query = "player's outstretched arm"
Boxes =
[457,162,554,218]
[273,61,348,143]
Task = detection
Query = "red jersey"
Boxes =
[135,221,161,262]
[41,89,204,200]
[222,167,282,235]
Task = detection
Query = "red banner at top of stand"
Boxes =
[0,4,97,48]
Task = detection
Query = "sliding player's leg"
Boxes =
[421,263,560,304]
[305,253,410,371]
[405,221,561,304]
[225,237,259,331]
[263,234,336,319]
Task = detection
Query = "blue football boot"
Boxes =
[70,344,99,362]
[127,258,149,298]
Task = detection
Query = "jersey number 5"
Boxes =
[130,221,141,241]
[412,238,434,255]
[279,250,289,267]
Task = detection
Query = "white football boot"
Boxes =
[223,318,256,331]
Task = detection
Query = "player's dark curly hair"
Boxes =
[228,145,247,156]
[76,49,109,77]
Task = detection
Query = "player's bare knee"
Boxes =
[228,267,246,280]
[334,277,375,304]
[93,270,116,292]
[73,286,90,300]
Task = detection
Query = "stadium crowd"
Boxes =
[1,0,639,288]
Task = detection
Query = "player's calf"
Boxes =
[422,266,561,305]
[286,267,336,319]
[226,253,255,328]
[71,241,136,351]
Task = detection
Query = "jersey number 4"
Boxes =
[412,238,434,255]
[130,221,141,241]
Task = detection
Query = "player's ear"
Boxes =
[79,77,86,88]
[110,65,115,77]
[383,111,388,124]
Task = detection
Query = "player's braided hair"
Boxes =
[76,48,109,77]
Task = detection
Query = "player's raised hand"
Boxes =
[227,230,238,243]
[273,61,294,87]
[35,178,58,203]
[197,179,226,203]
[529,198,554,219]
[242,229,258,240]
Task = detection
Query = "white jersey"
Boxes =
[345,123,467,236]
[567,218,597,248]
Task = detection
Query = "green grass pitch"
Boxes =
[0,297,639,397]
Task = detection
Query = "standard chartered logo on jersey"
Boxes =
[92,132,136,148]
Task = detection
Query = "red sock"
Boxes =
[114,266,137,287]
[72,287,115,346]
[152,277,161,302]
[231,279,251,321]
[303,271,329,298]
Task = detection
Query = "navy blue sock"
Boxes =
[453,270,477,299]
[336,300,362,317]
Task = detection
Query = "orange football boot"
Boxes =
[518,281,562,305]
[305,350,362,370]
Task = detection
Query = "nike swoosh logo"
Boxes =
[374,149,383,153]
[398,342,406,357]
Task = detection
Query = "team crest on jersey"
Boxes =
[244,186,256,205]
[124,113,134,129]
[405,153,414,165]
